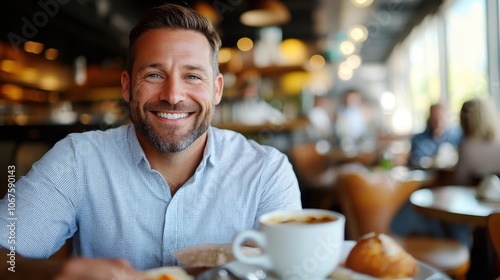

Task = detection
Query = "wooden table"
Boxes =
[410,185,500,279]
[410,185,500,227]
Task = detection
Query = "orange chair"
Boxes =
[487,212,500,277]
[336,172,470,280]
[288,142,338,209]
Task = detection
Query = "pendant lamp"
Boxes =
[240,0,291,27]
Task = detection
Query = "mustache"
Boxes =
[144,101,200,112]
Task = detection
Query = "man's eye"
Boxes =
[146,73,162,79]
[187,75,201,80]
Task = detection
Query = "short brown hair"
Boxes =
[125,4,221,77]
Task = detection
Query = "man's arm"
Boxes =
[0,248,145,280]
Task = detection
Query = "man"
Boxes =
[0,4,301,279]
[407,103,462,169]
[393,102,468,247]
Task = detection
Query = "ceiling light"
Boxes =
[338,64,353,80]
[348,25,368,43]
[237,37,254,51]
[346,54,362,69]
[339,41,356,56]
[351,0,374,8]
[280,39,308,65]
[45,48,59,60]
[24,41,44,54]
[240,0,291,27]
[309,54,326,70]
[192,1,220,25]
[218,48,232,64]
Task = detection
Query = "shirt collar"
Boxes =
[127,124,147,165]
[127,123,215,167]
[203,126,216,167]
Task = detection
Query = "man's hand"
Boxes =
[54,258,146,280]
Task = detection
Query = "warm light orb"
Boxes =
[351,0,374,8]
[218,47,232,64]
[45,48,59,60]
[339,41,355,56]
[338,65,353,80]
[40,75,60,91]
[0,60,20,73]
[237,37,254,52]
[24,41,44,54]
[21,67,38,83]
[309,54,326,70]
[280,71,310,95]
[348,25,368,43]
[240,0,291,27]
[2,84,23,100]
[346,54,362,69]
[280,38,308,65]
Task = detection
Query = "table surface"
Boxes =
[410,185,500,227]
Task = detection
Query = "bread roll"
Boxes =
[344,232,419,278]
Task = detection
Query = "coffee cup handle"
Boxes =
[232,230,272,269]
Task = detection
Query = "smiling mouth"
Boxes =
[156,112,189,120]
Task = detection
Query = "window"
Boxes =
[445,0,488,114]
[408,16,441,131]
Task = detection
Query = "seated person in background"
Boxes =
[333,89,380,152]
[232,73,285,125]
[0,4,301,279]
[453,98,500,185]
[306,95,336,143]
[393,103,470,247]
[334,89,369,142]
[407,103,462,169]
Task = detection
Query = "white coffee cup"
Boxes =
[232,209,345,280]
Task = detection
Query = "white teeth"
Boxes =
[157,112,189,120]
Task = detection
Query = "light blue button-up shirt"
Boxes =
[0,124,301,269]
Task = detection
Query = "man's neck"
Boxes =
[136,131,207,195]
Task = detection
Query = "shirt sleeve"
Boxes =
[0,136,80,258]
[408,136,427,168]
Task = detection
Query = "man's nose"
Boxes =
[159,78,186,104]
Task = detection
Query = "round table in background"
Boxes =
[410,185,500,227]
[410,185,500,279]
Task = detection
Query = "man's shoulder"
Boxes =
[68,124,129,139]
[210,126,282,156]
[63,124,130,149]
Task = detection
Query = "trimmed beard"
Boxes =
[129,90,216,154]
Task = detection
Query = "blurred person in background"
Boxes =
[393,103,470,248]
[333,89,380,152]
[306,95,336,143]
[407,103,462,169]
[453,97,500,185]
[232,73,285,125]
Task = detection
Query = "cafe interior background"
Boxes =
[2,0,500,278]
[1,0,500,223]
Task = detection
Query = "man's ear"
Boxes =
[214,73,224,105]
[121,71,131,103]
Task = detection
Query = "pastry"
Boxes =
[344,232,419,279]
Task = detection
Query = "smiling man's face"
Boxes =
[121,28,223,153]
